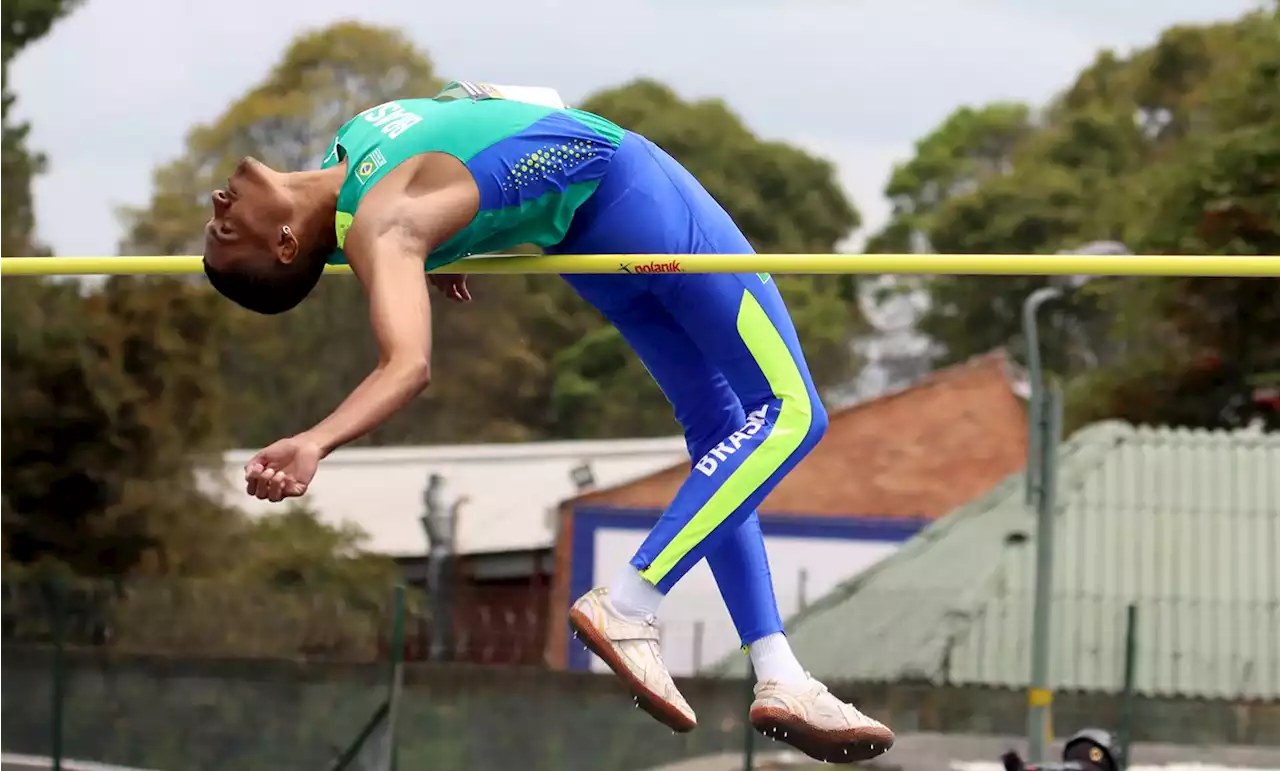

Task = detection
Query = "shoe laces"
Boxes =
[807,674,872,721]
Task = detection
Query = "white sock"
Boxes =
[749,632,807,685]
[608,566,664,620]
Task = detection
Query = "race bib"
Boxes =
[435,80,568,110]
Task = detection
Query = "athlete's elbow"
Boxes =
[390,356,432,392]
[410,359,433,391]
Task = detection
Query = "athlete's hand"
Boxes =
[429,273,471,302]
[244,436,323,502]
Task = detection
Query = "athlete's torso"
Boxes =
[322,88,625,269]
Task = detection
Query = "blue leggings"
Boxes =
[548,132,829,646]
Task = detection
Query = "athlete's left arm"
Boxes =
[295,171,479,457]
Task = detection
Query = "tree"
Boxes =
[110,509,402,657]
[1,276,237,575]
[870,7,1279,430]
[0,15,411,643]
[866,103,1035,256]
[866,99,1127,375]
[0,270,403,650]
[0,0,241,578]
[1,0,84,256]
[1067,10,1280,431]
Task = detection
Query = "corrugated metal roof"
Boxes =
[197,437,689,556]
[714,422,1280,700]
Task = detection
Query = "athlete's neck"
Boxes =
[284,165,345,253]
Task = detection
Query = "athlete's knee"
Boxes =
[806,395,829,444]
[754,387,825,453]
[795,391,827,453]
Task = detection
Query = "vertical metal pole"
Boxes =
[1024,406,1040,506]
[1024,384,1042,508]
[1025,406,1041,504]
[1028,388,1062,762]
[1022,287,1060,506]
[742,658,756,771]
[50,576,67,771]
[1022,286,1063,764]
[1118,603,1139,769]
[387,585,406,771]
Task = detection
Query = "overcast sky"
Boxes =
[9,0,1263,257]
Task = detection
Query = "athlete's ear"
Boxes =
[276,224,299,264]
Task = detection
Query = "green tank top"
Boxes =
[321,88,625,270]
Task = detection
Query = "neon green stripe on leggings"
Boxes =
[639,289,813,585]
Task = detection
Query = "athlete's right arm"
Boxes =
[295,159,480,455]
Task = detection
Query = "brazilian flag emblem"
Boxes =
[355,149,387,185]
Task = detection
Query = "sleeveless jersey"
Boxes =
[321,91,626,270]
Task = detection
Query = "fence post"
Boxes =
[1118,603,1138,769]
[742,658,756,771]
[388,585,406,771]
[50,575,67,771]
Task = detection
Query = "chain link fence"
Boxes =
[4,572,1278,771]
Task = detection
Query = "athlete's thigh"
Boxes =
[562,274,745,449]
[648,273,819,408]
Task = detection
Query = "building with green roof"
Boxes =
[713,421,1279,701]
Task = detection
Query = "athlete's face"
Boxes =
[204,157,298,272]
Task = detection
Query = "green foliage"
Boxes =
[98,566,401,660]
[2,277,232,574]
[4,510,404,658]
[1,0,83,59]
[0,18,405,621]
[867,102,1035,254]
[0,275,402,651]
[870,7,1279,429]
[1,0,85,256]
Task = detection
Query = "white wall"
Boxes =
[196,438,687,556]
[591,528,900,676]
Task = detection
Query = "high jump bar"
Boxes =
[1,253,1278,277]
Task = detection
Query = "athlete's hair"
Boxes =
[202,252,326,315]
